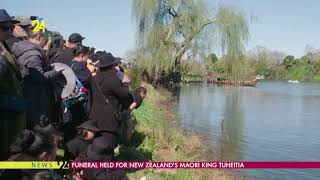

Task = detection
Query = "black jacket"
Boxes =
[6,34,24,50]
[55,48,75,64]
[97,70,130,109]
[12,40,61,128]
[89,69,130,134]
[68,60,92,85]
[66,136,90,160]
[121,91,143,110]
[132,91,143,109]
[0,52,21,97]
[68,60,93,124]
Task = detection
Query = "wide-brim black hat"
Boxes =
[95,52,120,68]
[0,9,19,25]
[77,120,100,132]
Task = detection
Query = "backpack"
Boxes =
[63,78,88,112]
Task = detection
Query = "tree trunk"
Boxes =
[152,69,160,87]
[174,19,216,69]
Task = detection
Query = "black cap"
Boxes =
[0,9,19,26]
[68,33,85,43]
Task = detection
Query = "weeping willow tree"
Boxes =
[132,0,250,82]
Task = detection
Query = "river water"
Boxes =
[174,81,320,180]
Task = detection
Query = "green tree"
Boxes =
[132,0,250,83]
[282,55,295,69]
[208,53,218,64]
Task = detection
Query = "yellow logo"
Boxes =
[31,17,46,32]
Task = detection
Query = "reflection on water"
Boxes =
[220,91,245,161]
[174,82,320,180]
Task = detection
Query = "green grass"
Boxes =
[313,74,320,81]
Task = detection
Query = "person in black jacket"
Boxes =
[12,31,64,129]
[0,9,26,161]
[68,45,92,86]
[84,52,131,179]
[6,15,31,49]
[62,45,93,141]
[121,86,147,144]
[54,33,84,64]
[66,120,99,160]
[89,52,130,135]
[129,86,147,110]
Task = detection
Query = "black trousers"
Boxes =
[83,132,129,180]
[87,132,117,161]
[61,102,87,142]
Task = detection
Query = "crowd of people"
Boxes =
[0,9,147,180]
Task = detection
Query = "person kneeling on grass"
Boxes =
[129,86,147,111]
[121,86,147,144]
[66,120,100,160]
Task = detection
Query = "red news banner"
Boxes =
[70,162,320,169]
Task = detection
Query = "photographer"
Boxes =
[6,15,32,49]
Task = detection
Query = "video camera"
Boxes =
[30,16,38,21]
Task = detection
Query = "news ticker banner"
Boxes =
[1,162,320,169]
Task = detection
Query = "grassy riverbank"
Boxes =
[115,83,244,180]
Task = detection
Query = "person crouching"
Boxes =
[66,120,99,160]
[121,86,147,144]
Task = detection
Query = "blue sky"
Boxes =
[2,0,320,58]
